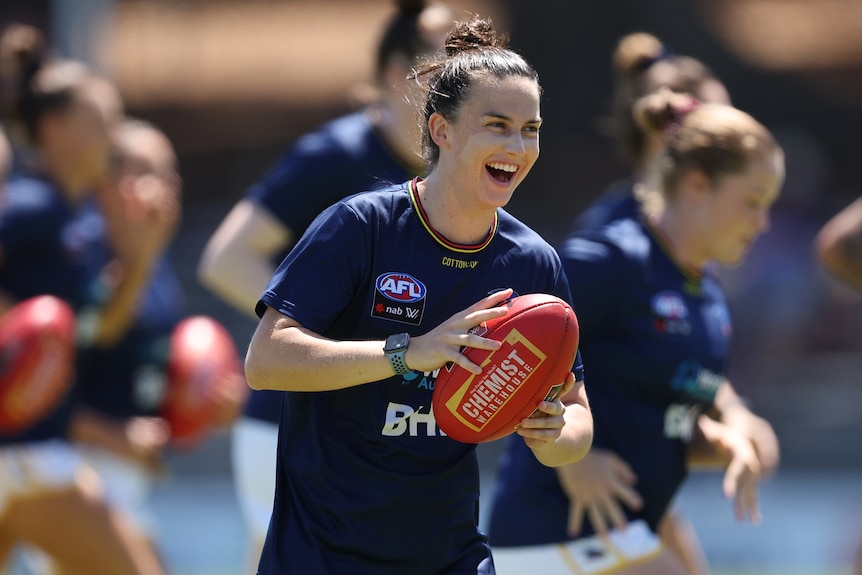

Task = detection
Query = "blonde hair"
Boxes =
[634,90,781,199]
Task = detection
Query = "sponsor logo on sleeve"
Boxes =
[371,272,427,325]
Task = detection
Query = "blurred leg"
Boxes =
[232,418,278,575]
[0,479,164,575]
[75,446,167,574]
[658,510,710,575]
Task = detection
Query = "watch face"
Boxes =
[386,332,409,352]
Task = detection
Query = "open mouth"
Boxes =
[486,161,518,184]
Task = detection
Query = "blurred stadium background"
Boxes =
[3,0,862,573]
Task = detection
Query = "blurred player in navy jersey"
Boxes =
[569,32,779,575]
[245,17,592,575]
[488,92,784,575]
[67,118,185,572]
[197,1,455,571]
[0,53,166,574]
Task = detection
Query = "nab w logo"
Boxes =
[376,273,426,303]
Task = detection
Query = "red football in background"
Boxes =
[163,316,249,448]
[0,296,76,434]
[432,293,579,444]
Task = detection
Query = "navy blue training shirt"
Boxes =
[243,110,415,424]
[572,178,639,233]
[255,180,582,575]
[76,256,185,419]
[488,217,731,546]
[0,174,106,443]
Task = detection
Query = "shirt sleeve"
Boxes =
[256,201,369,334]
[558,233,632,343]
[246,131,355,236]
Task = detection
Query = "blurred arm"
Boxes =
[815,196,862,291]
[88,175,180,348]
[687,415,750,469]
[710,381,780,474]
[198,199,292,319]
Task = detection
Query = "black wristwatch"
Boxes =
[383,333,411,375]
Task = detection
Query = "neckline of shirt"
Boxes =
[408,178,498,254]
[643,218,703,285]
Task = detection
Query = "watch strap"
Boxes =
[387,349,411,375]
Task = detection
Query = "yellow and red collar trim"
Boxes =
[408,178,498,254]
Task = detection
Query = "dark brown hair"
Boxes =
[375,0,452,81]
[17,59,92,145]
[612,32,723,167]
[0,24,47,126]
[634,90,781,196]
[410,17,539,166]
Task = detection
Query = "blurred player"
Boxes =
[0,23,48,172]
[815,197,862,574]
[573,32,779,575]
[815,196,862,291]
[197,1,454,571]
[245,16,592,574]
[0,125,10,182]
[0,54,166,574]
[488,93,785,575]
[67,118,185,572]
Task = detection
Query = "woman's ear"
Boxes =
[428,112,451,151]
[679,168,712,201]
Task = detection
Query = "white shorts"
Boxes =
[232,417,279,541]
[492,520,663,575]
[0,440,83,517]
[77,445,157,536]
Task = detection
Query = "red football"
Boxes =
[163,316,249,448]
[0,296,76,434]
[432,293,579,444]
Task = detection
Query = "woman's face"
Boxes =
[434,74,542,209]
[51,80,121,186]
[698,151,784,266]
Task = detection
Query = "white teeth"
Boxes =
[487,162,518,173]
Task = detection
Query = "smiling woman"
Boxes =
[243,15,592,575]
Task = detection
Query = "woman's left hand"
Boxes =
[722,427,763,524]
[516,372,575,450]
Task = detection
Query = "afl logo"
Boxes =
[376,273,427,303]
[652,291,688,320]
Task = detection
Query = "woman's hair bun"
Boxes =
[396,0,426,16]
[444,16,508,56]
[613,32,665,76]
[633,88,699,133]
[1,23,48,79]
